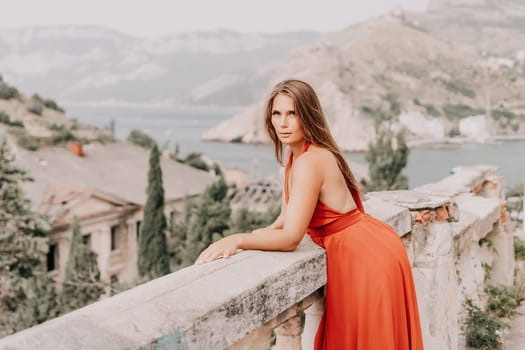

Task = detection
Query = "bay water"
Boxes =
[65,104,525,189]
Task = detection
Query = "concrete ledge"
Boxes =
[364,197,412,237]
[0,239,326,350]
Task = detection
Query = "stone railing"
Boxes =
[0,165,515,350]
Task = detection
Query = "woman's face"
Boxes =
[271,93,305,146]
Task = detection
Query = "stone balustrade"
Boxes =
[0,165,515,350]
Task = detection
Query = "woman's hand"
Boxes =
[195,233,245,265]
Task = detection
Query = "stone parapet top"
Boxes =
[367,190,450,210]
[415,165,499,197]
[0,239,327,350]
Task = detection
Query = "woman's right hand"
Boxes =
[195,233,245,265]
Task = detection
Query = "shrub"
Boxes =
[0,82,20,100]
[442,104,484,120]
[16,133,40,151]
[96,133,115,144]
[126,129,156,149]
[51,128,76,145]
[448,127,461,137]
[0,111,11,125]
[32,94,64,113]
[515,238,525,261]
[485,285,520,318]
[27,100,44,116]
[182,152,209,171]
[464,299,506,350]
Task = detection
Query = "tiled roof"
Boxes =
[15,142,217,209]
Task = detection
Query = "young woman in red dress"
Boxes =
[196,79,424,349]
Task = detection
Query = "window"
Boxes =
[111,225,118,251]
[136,220,142,241]
[47,243,58,271]
[83,233,91,247]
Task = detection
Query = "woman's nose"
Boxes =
[279,116,288,127]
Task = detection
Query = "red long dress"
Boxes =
[284,143,424,350]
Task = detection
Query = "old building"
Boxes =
[15,141,216,284]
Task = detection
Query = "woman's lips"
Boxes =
[279,132,292,137]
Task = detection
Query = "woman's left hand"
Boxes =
[195,233,245,265]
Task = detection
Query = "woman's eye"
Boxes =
[272,111,280,116]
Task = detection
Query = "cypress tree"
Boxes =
[61,218,104,313]
[137,144,170,279]
[0,137,55,336]
[364,94,409,192]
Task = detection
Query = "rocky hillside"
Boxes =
[0,26,317,107]
[203,14,525,151]
[410,0,525,57]
[0,75,113,152]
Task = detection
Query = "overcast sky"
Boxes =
[0,0,429,37]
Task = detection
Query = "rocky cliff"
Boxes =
[202,15,525,151]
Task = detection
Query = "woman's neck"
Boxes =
[290,140,307,160]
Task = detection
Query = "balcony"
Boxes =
[0,165,515,350]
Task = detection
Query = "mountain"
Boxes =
[202,14,525,151]
[408,0,525,56]
[0,26,317,106]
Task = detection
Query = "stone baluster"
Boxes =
[273,315,303,350]
[301,298,325,350]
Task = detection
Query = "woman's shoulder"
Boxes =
[295,144,335,168]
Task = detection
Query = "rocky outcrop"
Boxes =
[202,16,525,151]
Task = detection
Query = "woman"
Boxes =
[196,79,424,349]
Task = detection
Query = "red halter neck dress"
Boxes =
[284,142,424,350]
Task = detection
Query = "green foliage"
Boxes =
[137,145,170,279]
[32,94,65,113]
[96,133,116,144]
[482,262,492,283]
[514,238,525,261]
[181,152,209,171]
[365,95,409,192]
[127,129,157,150]
[442,104,485,120]
[0,138,53,336]
[27,99,44,116]
[440,78,476,98]
[0,111,24,127]
[464,298,506,350]
[448,127,461,138]
[50,126,77,145]
[506,183,524,198]
[0,81,20,100]
[226,206,280,235]
[10,128,40,151]
[178,177,231,267]
[413,98,441,116]
[485,285,520,318]
[61,218,105,314]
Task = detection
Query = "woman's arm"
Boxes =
[195,155,321,264]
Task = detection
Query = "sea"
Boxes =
[64,104,525,189]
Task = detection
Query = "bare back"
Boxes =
[288,144,357,214]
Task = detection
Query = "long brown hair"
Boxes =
[264,79,363,205]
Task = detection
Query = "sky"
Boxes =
[0,0,429,37]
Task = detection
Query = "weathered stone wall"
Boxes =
[0,166,514,350]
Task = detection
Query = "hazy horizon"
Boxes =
[0,0,428,37]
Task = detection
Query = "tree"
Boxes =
[226,206,280,235]
[364,94,409,192]
[0,137,55,336]
[179,177,231,267]
[61,218,104,313]
[126,129,157,150]
[137,144,170,279]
